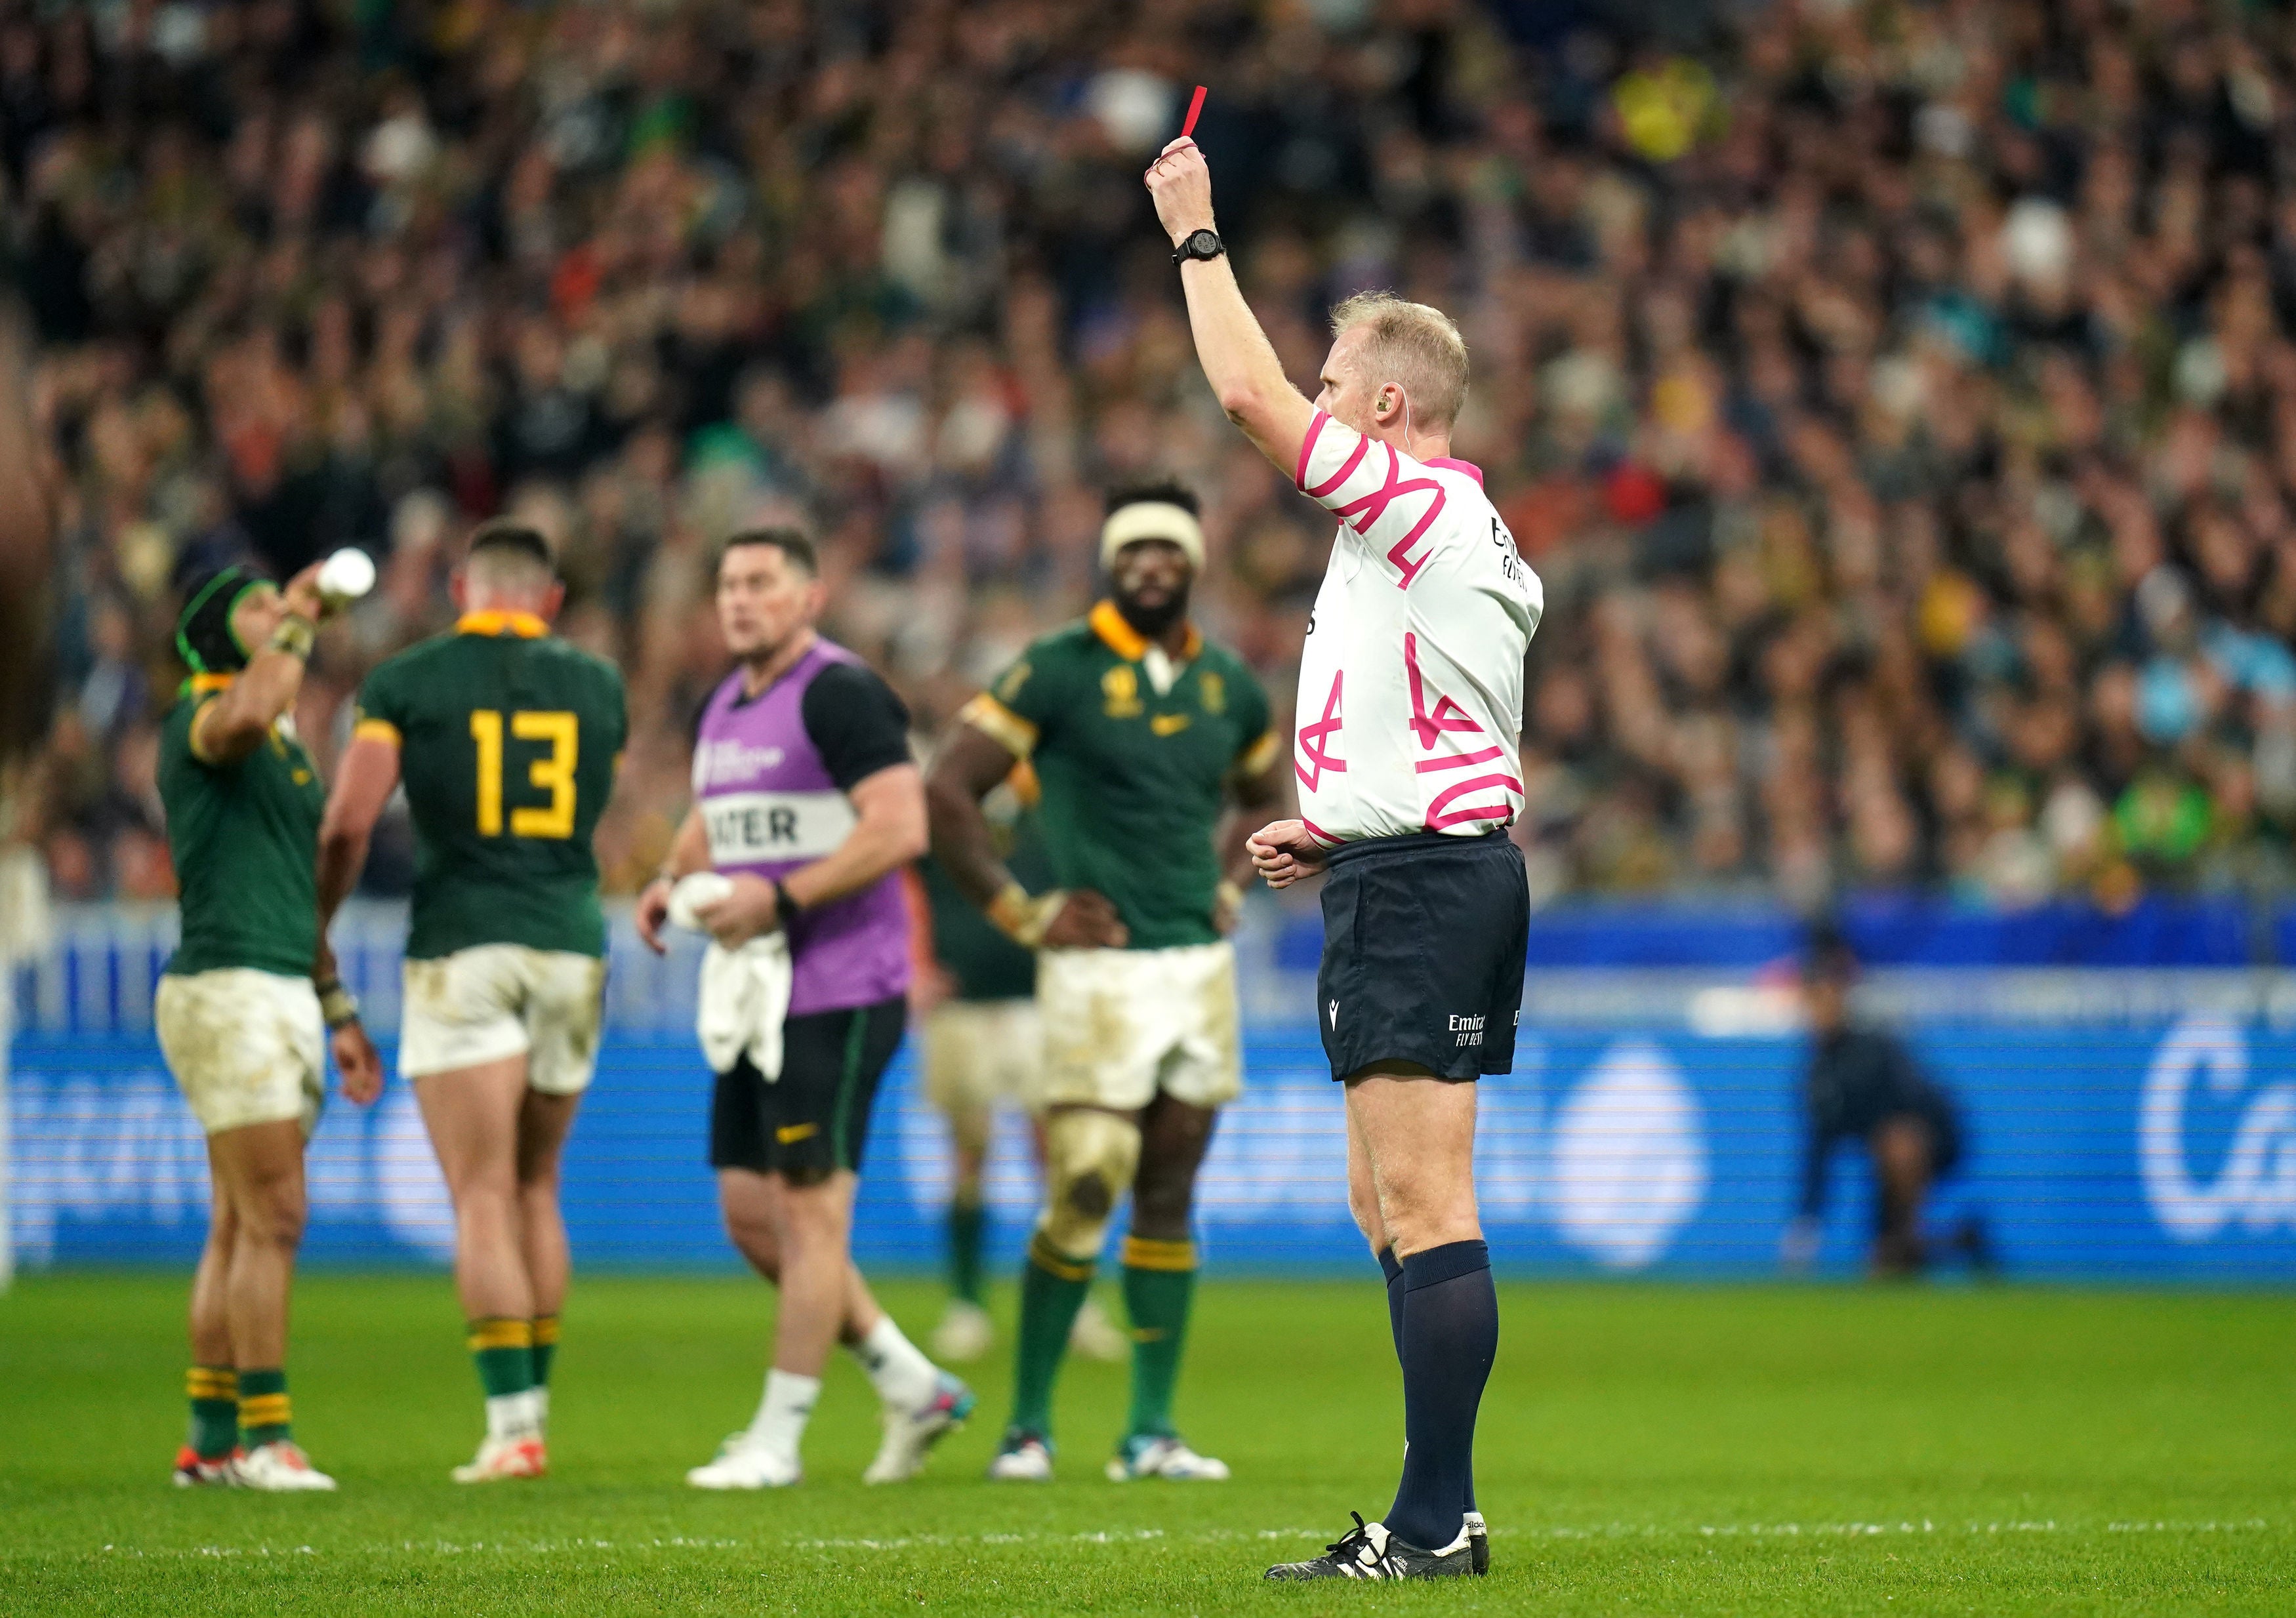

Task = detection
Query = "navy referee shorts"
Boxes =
[1315,829,1529,1082]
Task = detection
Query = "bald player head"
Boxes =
[454,520,565,621]
[1317,292,1469,455]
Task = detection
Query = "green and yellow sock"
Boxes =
[1008,1232,1094,1438]
[468,1317,536,1399]
[186,1365,237,1459]
[236,1367,291,1448]
[531,1316,560,1390]
[949,1196,986,1306]
[1121,1236,1199,1440]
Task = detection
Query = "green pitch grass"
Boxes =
[0,1274,2290,1615]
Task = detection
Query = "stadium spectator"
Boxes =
[12,0,2296,918]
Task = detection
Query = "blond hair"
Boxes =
[1329,292,1470,429]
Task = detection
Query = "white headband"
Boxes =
[1100,501,1204,573]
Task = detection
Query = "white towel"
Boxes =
[697,932,793,1079]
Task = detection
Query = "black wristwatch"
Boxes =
[772,878,801,921]
[1173,228,1225,266]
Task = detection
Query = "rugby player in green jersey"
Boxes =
[317,523,626,1484]
[926,481,1286,1482]
[912,775,1129,1367]
[157,559,384,1492]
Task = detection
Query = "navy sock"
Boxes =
[1385,1240,1496,1550]
[1378,1245,1404,1354]
[1379,1244,1476,1516]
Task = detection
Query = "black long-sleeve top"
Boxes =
[1798,1025,1960,1219]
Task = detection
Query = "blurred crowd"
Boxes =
[11,0,2296,910]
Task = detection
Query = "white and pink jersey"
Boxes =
[1290,409,1544,846]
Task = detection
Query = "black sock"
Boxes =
[1380,1244,1475,1516]
[1385,1240,1496,1550]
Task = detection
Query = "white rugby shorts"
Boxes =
[921,998,1042,1116]
[1036,939,1241,1112]
[400,944,607,1095]
[155,968,326,1138]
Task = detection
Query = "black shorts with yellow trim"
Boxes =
[708,996,907,1181]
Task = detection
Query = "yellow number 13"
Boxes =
[470,710,578,838]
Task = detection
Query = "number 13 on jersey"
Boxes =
[470,709,578,838]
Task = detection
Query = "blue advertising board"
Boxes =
[11,1013,2295,1280]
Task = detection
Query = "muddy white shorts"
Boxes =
[155,968,326,1137]
[921,998,1043,1116]
[1035,939,1241,1112]
[400,944,607,1095]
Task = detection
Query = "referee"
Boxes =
[1146,139,1544,1581]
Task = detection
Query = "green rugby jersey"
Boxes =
[354,611,626,960]
[921,767,1054,1000]
[963,602,1277,952]
[159,677,326,979]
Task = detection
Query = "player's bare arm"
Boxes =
[925,721,1128,949]
[1144,140,1316,472]
[695,761,930,950]
[315,731,402,925]
[188,563,328,765]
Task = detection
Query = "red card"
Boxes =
[1180,84,1206,139]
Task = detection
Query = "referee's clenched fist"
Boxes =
[1145,138,1216,243]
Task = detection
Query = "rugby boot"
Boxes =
[1105,1433,1230,1481]
[1264,1513,1474,1580]
[685,1430,799,1489]
[172,1445,238,1487]
[929,1300,994,1364]
[1069,1297,1128,1362]
[1464,1509,1490,1575]
[986,1429,1054,1481]
[863,1371,976,1484]
[452,1433,547,1483]
[233,1441,338,1492]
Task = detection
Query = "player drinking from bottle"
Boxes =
[927,480,1286,1483]
[318,521,626,1483]
[157,559,384,1491]
[636,527,973,1489]
[1146,138,1542,1578]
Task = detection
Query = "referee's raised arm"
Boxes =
[1144,139,1316,471]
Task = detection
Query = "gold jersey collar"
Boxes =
[1088,599,1199,663]
[457,610,548,639]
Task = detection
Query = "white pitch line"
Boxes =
[68,1518,2279,1561]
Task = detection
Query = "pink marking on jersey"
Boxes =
[1415,744,1506,773]
[1425,774,1523,830]
[1294,411,1330,491]
[1304,428,1369,500]
[1327,443,1448,588]
[1424,457,1485,485]
[1404,632,1485,751]
[1300,815,1343,847]
[1295,668,1347,790]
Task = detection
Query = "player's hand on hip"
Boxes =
[1041,888,1130,950]
[1248,819,1329,889]
[697,872,780,949]
[635,876,673,955]
[334,1021,384,1105]
[1144,136,1215,243]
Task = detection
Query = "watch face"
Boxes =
[1186,230,1220,256]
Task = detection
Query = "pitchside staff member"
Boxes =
[636,529,972,1490]
[1145,139,1543,1580]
